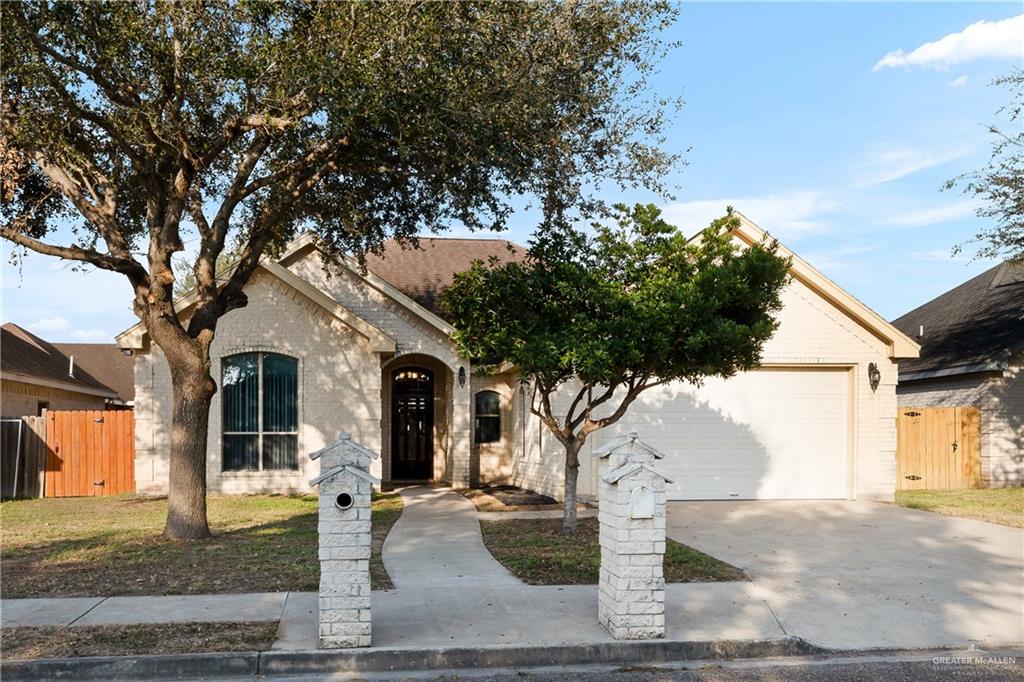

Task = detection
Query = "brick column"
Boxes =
[595,433,671,640]
[310,433,378,648]
[449,361,473,488]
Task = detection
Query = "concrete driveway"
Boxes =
[667,500,1024,651]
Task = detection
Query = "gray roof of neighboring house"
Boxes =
[891,261,1024,379]
[1,323,119,398]
[53,343,135,402]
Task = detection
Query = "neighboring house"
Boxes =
[119,217,919,501]
[1,323,134,416]
[892,262,1024,487]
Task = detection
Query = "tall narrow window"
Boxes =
[474,390,501,444]
[222,353,298,471]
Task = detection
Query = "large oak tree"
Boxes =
[1,1,678,538]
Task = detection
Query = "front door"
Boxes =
[391,367,434,480]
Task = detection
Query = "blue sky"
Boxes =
[2,2,1021,342]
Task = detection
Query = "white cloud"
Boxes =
[19,316,111,343]
[25,316,72,333]
[947,75,968,88]
[874,15,1024,71]
[799,244,879,273]
[912,249,970,263]
[854,145,971,187]
[661,191,836,239]
[881,200,979,227]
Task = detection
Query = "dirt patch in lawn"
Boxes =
[0,622,278,660]
[458,487,590,513]
[0,492,403,598]
[479,517,746,585]
[895,488,1024,528]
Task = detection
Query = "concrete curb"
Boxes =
[1,637,820,680]
[1,651,258,681]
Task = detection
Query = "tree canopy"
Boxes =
[443,204,791,531]
[0,0,680,539]
[947,68,1024,262]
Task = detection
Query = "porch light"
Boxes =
[868,363,881,392]
[458,366,467,388]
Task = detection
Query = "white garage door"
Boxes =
[603,368,850,500]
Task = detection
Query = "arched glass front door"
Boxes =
[391,367,434,480]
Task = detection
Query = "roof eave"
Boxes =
[729,212,920,361]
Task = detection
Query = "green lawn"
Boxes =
[0,622,278,660]
[479,518,746,585]
[0,492,403,598]
[895,488,1024,528]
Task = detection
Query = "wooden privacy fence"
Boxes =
[0,416,47,499]
[897,406,981,490]
[0,410,134,498]
[45,410,135,497]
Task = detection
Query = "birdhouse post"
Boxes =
[593,432,672,640]
[309,433,379,648]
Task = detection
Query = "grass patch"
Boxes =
[0,492,403,598]
[0,622,278,660]
[895,488,1024,528]
[370,491,403,590]
[479,517,745,585]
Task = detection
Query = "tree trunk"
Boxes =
[562,440,582,534]
[163,354,216,540]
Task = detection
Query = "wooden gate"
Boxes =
[897,406,980,490]
[45,410,135,497]
[0,416,47,499]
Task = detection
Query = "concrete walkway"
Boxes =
[382,485,522,588]
[1,486,783,652]
[2,583,784,651]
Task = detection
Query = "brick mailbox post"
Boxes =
[309,433,378,648]
[594,432,672,640]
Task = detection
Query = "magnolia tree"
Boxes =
[443,204,790,532]
[1,1,679,539]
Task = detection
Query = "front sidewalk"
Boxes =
[3,485,783,652]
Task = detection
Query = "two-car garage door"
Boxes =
[605,368,851,500]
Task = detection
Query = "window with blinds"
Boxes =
[474,390,501,444]
[222,352,299,471]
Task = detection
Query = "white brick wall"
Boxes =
[134,269,383,495]
[510,276,903,502]
[134,251,473,495]
[897,355,1023,487]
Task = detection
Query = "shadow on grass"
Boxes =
[2,492,405,598]
[2,511,320,598]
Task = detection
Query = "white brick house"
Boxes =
[118,214,919,501]
[893,262,1024,487]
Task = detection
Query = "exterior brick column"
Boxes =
[310,433,378,648]
[595,433,672,640]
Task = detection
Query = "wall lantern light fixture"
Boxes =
[868,362,881,393]
[458,366,467,388]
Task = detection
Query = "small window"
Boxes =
[474,390,501,444]
[222,352,299,471]
[36,401,49,416]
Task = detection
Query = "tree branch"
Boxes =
[1,227,148,285]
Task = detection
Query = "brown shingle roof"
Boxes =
[892,261,1024,378]
[1,323,118,397]
[362,237,526,316]
[53,343,135,402]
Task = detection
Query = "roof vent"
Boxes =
[918,325,924,338]
[68,355,75,378]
